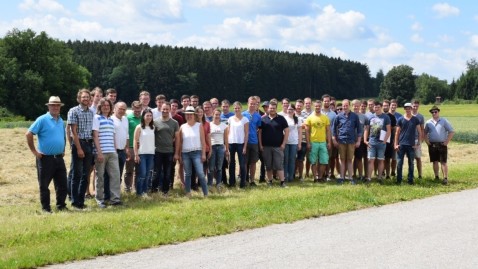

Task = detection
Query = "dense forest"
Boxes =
[3,29,477,120]
[66,40,377,105]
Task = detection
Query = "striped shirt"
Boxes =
[67,105,94,139]
[92,115,116,153]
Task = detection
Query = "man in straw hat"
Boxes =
[26,96,68,213]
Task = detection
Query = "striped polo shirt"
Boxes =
[92,114,116,153]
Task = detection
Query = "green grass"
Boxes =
[1,163,478,268]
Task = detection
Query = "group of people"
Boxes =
[26,89,455,213]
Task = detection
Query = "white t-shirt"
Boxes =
[181,122,202,152]
[285,115,299,145]
[210,122,227,145]
[227,116,249,144]
[111,115,129,150]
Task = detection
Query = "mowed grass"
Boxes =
[1,103,478,268]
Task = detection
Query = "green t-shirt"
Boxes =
[127,112,141,148]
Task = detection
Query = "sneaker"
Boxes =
[141,193,151,200]
[391,172,396,177]
[350,179,356,185]
[280,182,288,188]
[365,178,372,185]
[98,203,107,209]
[42,208,53,214]
[267,180,273,186]
[418,175,422,180]
[110,201,123,206]
[299,177,304,182]
[385,176,391,180]
[249,181,257,187]
[442,178,448,185]
[377,178,384,185]
[72,204,86,210]
[435,176,440,181]
[329,174,336,180]
[408,181,415,185]
[124,187,132,193]
[57,206,69,211]
[337,178,344,185]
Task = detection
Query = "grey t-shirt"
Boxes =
[154,118,179,153]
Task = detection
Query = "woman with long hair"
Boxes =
[225,101,249,188]
[176,106,208,197]
[284,103,301,182]
[133,109,155,197]
[208,108,227,189]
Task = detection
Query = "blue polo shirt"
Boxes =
[242,110,262,144]
[28,112,66,155]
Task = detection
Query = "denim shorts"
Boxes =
[367,143,386,160]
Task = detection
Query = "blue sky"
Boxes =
[1,0,477,82]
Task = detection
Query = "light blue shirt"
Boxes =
[28,112,65,155]
[425,118,454,142]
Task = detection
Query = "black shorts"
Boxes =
[428,143,448,163]
[296,142,307,161]
[354,141,367,159]
[384,143,394,159]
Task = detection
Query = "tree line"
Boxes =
[0,28,477,120]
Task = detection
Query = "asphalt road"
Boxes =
[46,188,478,269]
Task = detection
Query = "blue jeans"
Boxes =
[284,144,298,182]
[70,140,93,207]
[208,145,225,186]
[229,143,246,187]
[397,145,415,183]
[154,152,174,194]
[137,154,154,195]
[182,150,208,195]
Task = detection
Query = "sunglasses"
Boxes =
[431,111,438,114]
[337,108,343,111]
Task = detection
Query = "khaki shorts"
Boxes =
[338,143,355,161]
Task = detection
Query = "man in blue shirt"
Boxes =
[26,96,68,213]
[394,103,422,185]
[243,96,262,186]
[332,99,362,184]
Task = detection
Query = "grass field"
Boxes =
[0,104,477,268]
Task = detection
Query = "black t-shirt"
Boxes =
[259,114,288,147]
[387,112,397,141]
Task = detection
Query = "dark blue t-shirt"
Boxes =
[397,116,420,146]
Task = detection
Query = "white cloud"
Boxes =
[330,47,348,59]
[471,35,478,47]
[438,34,454,43]
[19,0,68,14]
[365,42,406,59]
[78,0,183,25]
[411,33,424,43]
[432,3,460,18]
[209,5,372,44]
[411,22,422,31]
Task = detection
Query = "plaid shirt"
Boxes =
[67,105,94,140]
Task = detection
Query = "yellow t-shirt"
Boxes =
[305,113,330,142]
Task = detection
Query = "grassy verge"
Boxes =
[1,162,478,268]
